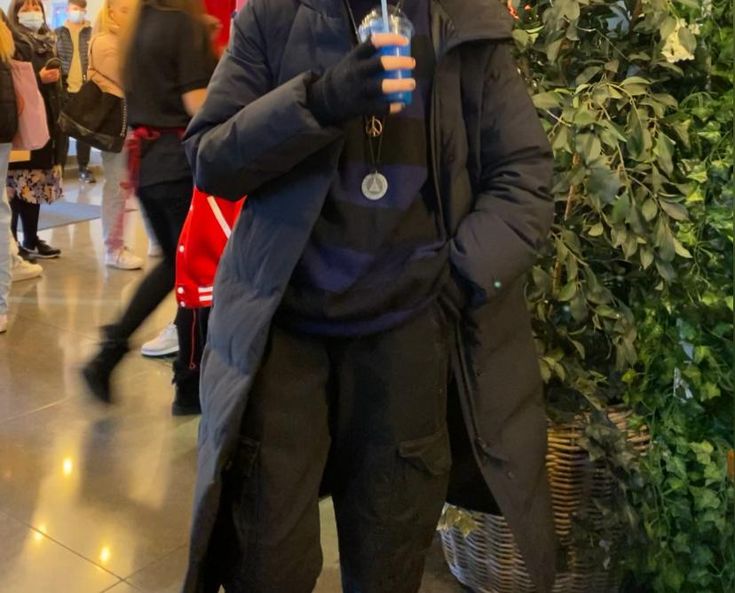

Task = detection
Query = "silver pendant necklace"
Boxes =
[361,171,389,201]
[344,0,402,202]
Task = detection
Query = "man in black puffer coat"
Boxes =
[182,2,556,593]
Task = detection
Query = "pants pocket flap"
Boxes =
[398,428,452,476]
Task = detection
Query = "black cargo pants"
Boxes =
[207,303,452,593]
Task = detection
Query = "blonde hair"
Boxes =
[0,10,14,63]
[95,0,121,35]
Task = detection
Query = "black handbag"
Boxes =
[58,42,127,153]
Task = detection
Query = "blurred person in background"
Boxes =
[0,7,43,334]
[88,0,143,270]
[7,0,64,260]
[56,0,96,183]
[0,7,15,334]
[138,4,228,360]
[82,0,216,415]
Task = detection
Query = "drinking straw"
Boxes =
[381,0,390,32]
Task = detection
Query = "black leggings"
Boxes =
[108,180,192,360]
[10,198,41,248]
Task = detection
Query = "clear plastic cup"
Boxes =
[358,6,415,106]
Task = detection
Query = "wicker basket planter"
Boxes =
[440,408,649,593]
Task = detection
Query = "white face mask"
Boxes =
[18,11,45,32]
[68,10,85,24]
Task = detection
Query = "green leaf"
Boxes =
[573,108,597,127]
[575,66,601,86]
[588,167,621,204]
[558,281,577,302]
[621,76,651,96]
[642,199,658,221]
[678,26,697,55]
[655,260,676,282]
[596,305,620,320]
[533,91,563,110]
[575,133,602,163]
[512,29,531,49]
[551,125,571,152]
[640,247,654,269]
[546,38,564,62]
[655,220,676,262]
[660,200,690,221]
[611,194,630,225]
[671,119,692,148]
[654,133,676,175]
[588,223,604,237]
[673,238,692,258]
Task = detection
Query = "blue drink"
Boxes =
[358,7,415,106]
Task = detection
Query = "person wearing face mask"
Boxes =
[6,0,64,261]
[56,0,96,184]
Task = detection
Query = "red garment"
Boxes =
[204,0,237,55]
[123,126,185,192]
[176,188,245,309]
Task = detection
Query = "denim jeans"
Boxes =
[0,143,12,316]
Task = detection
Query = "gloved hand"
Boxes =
[308,34,416,126]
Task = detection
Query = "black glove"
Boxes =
[308,40,389,126]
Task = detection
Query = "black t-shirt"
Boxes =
[126,5,216,188]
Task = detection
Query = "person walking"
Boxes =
[6,0,64,261]
[181,1,557,593]
[56,0,96,183]
[87,0,143,270]
[82,0,216,415]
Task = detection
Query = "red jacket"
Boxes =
[176,188,245,308]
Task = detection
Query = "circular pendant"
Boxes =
[361,172,389,201]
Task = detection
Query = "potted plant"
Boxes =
[440,1,734,592]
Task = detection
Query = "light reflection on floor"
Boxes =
[0,173,464,593]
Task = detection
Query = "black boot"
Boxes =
[172,376,201,416]
[82,326,128,403]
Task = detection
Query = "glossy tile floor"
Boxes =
[0,170,466,593]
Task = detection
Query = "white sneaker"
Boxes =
[141,323,179,357]
[0,314,7,334]
[105,247,144,270]
[148,242,163,258]
[12,259,43,282]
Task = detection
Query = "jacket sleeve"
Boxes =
[183,0,343,201]
[450,43,553,305]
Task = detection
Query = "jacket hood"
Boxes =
[299,0,513,43]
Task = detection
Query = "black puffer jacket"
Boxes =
[0,58,18,142]
[182,1,556,592]
[9,24,64,170]
[55,24,91,84]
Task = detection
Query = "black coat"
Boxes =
[183,1,556,591]
[9,25,64,170]
[0,58,18,142]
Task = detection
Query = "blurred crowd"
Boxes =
[1,0,227,415]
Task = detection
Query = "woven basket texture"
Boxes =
[440,408,650,593]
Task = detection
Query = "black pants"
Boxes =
[108,180,191,370]
[10,198,41,248]
[61,92,91,170]
[174,306,210,390]
[207,304,452,593]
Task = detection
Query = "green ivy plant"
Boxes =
[504,0,733,591]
